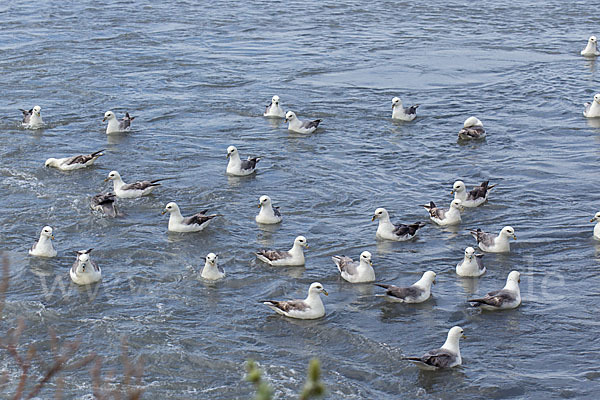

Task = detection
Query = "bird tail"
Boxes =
[125,112,135,121]
[421,201,435,210]
[331,256,343,273]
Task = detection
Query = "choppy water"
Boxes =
[2,0,600,398]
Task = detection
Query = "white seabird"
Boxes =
[422,199,463,226]
[70,249,102,285]
[404,326,465,370]
[104,170,163,198]
[284,111,321,134]
[29,226,57,258]
[372,207,425,241]
[391,97,419,121]
[332,251,375,283]
[200,253,225,280]
[162,202,218,233]
[468,270,521,310]
[590,212,600,240]
[256,195,282,224]
[451,180,496,208]
[456,247,485,277]
[255,235,308,266]
[458,116,486,139]
[103,111,135,134]
[20,106,43,128]
[470,226,516,253]
[581,35,600,57]
[263,95,286,118]
[226,146,260,176]
[583,94,600,118]
[261,282,328,319]
[45,150,105,171]
[374,271,436,303]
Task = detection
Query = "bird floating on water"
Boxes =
[162,202,218,233]
[470,226,516,253]
[374,271,436,303]
[256,195,282,224]
[372,207,425,241]
[261,282,328,319]
[456,247,485,277]
[403,326,465,370]
[391,97,419,121]
[45,150,104,171]
[201,253,226,280]
[590,212,600,240]
[29,226,57,258]
[105,170,163,198]
[458,116,486,140]
[90,192,119,218]
[103,111,135,134]
[20,106,43,129]
[70,249,101,285]
[422,199,463,226]
[583,94,600,118]
[451,180,496,208]
[468,271,521,310]
[226,146,260,176]
[284,111,321,134]
[332,251,375,283]
[581,35,600,57]
[256,235,308,266]
[263,95,286,118]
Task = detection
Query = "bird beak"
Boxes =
[518,278,521,283]
[450,190,455,195]
[161,210,167,215]
[50,235,55,240]
[371,215,376,221]
[461,334,467,339]
[258,204,262,208]
[102,117,107,122]
[103,178,109,182]
[459,206,465,212]
[513,235,517,240]
[322,289,328,296]
[284,118,288,123]
[226,153,230,159]
[591,218,596,223]
[433,279,436,285]
[305,244,309,249]
[369,260,373,266]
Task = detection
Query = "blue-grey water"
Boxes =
[1,0,600,398]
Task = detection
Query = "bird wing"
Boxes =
[263,299,308,312]
[417,348,456,368]
[469,289,513,307]
[405,104,419,115]
[301,119,321,129]
[375,284,420,301]
[459,126,486,138]
[256,249,290,261]
[241,157,260,171]
[183,213,216,226]
[121,180,160,191]
[393,222,425,236]
[332,256,357,275]
[470,229,495,247]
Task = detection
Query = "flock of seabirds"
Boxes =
[20,35,600,371]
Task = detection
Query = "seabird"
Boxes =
[451,180,496,208]
[256,195,282,224]
[456,247,485,277]
[20,106,43,128]
[200,253,225,280]
[226,146,260,176]
[391,97,419,121]
[468,270,521,310]
[372,207,425,241]
[263,95,286,118]
[590,212,600,240]
[261,282,328,319]
[90,192,119,218]
[104,170,163,198]
[70,249,102,285]
[404,326,465,370]
[581,35,600,57]
[103,111,135,134]
[256,235,308,266]
[470,226,516,253]
[28,226,57,258]
[422,199,463,226]
[45,150,105,171]
[162,202,218,233]
[374,271,436,303]
[458,117,486,140]
[284,111,321,134]
[583,94,600,118]
[332,251,375,283]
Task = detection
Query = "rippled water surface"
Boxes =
[2,0,600,398]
